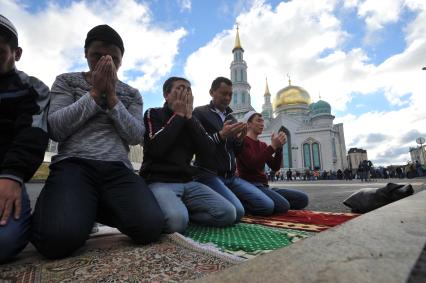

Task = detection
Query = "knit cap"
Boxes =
[84,24,124,55]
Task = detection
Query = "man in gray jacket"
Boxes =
[31,25,164,259]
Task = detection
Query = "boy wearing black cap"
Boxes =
[31,24,164,259]
[0,15,49,262]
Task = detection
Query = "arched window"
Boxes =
[240,70,244,82]
[233,92,238,105]
[279,126,292,169]
[312,143,321,169]
[332,137,337,158]
[241,92,245,104]
[303,143,311,169]
[283,141,290,168]
[234,70,237,82]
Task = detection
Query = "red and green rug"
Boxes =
[184,210,359,259]
[241,210,360,232]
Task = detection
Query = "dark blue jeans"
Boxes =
[197,175,274,217]
[31,158,164,259]
[254,184,309,213]
[0,185,31,263]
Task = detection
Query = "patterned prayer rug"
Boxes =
[0,233,239,283]
[241,210,360,232]
[185,223,313,260]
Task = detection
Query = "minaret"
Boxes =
[229,25,254,120]
[262,78,273,120]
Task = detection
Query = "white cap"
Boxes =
[242,110,259,123]
[0,15,18,43]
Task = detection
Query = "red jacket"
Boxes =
[236,136,282,185]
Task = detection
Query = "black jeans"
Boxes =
[31,158,164,259]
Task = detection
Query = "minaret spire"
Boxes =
[233,24,242,51]
[287,73,291,86]
[264,77,271,96]
[262,77,273,120]
[229,23,253,119]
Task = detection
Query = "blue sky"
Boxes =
[2,0,426,165]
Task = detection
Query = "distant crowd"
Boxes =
[267,160,425,182]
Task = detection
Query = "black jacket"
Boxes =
[140,103,215,183]
[0,69,50,184]
[193,101,243,178]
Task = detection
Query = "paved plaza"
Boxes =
[27,178,426,213]
[269,178,426,212]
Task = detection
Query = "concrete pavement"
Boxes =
[26,178,426,213]
[271,178,425,212]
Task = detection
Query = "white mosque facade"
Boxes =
[229,28,348,172]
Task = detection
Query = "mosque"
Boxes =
[229,28,348,172]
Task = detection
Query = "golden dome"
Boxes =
[274,85,311,108]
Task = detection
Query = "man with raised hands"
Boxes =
[237,111,308,213]
[31,25,164,259]
[140,77,236,233]
[193,77,275,219]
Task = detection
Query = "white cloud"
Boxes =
[342,0,403,44]
[346,0,426,45]
[335,104,426,165]
[177,0,191,12]
[343,0,360,8]
[184,0,426,166]
[357,0,402,31]
[1,0,187,92]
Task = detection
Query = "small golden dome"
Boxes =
[274,85,311,108]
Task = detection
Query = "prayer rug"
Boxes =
[0,233,239,283]
[241,210,360,232]
[185,223,313,260]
